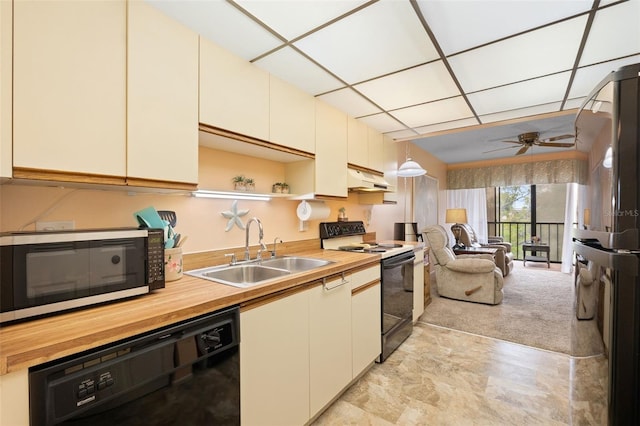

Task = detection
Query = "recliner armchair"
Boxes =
[423,225,503,305]
[457,224,514,277]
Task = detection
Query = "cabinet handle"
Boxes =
[323,272,349,291]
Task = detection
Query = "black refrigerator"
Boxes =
[572,63,640,425]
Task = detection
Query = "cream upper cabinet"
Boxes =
[0,0,12,179]
[383,135,399,203]
[309,277,352,417]
[270,76,315,153]
[200,38,269,141]
[240,290,310,426]
[127,1,198,186]
[347,117,368,168]
[315,100,348,198]
[12,0,127,178]
[368,128,384,173]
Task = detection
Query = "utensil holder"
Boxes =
[164,247,183,281]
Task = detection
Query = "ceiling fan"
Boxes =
[485,131,576,156]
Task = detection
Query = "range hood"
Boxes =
[347,168,392,192]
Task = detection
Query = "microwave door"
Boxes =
[90,245,128,287]
[26,248,91,300]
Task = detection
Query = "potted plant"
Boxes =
[280,182,290,194]
[244,177,255,191]
[272,182,283,193]
[338,207,347,221]
[232,175,246,191]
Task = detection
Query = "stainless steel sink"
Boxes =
[187,264,290,288]
[186,256,333,288]
[260,256,333,271]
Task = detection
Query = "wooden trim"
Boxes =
[313,194,349,201]
[348,263,381,275]
[351,279,380,296]
[12,167,126,186]
[126,177,197,191]
[347,163,384,177]
[240,281,317,311]
[199,123,315,160]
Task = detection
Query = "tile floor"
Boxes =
[313,322,608,425]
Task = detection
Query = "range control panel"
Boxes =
[319,221,367,239]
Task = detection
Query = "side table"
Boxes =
[522,242,550,268]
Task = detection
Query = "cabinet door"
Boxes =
[200,38,269,141]
[13,0,126,177]
[413,250,425,322]
[315,100,348,197]
[352,282,381,376]
[0,0,12,178]
[368,128,384,173]
[270,76,315,153]
[240,291,310,426]
[127,1,198,186]
[383,135,399,203]
[347,117,368,168]
[309,277,352,417]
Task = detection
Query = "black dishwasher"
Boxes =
[29,305,240,426]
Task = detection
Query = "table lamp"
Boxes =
[446,208,467,249]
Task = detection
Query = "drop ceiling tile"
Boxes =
[294,0,439,84]
[357,113,406,134]
[564,98,586,110]
[412,117,481,136]
[354,61,460,111]
[236,0,368,41]
[570,55,640,99]
[579,1,640,66]
[416,0,592,55]
[449,16,587,93]
[146,0,282,60]
[254,47,344,95]
[385,128,420,140]
[391,97,474,129]
[467,72,571,116]
[318,88,382,118]
[479,102,565,124]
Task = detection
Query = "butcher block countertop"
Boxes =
[0,248,380,376]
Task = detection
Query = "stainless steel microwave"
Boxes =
[0,228,165,324]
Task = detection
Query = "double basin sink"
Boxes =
[186,256,334,288]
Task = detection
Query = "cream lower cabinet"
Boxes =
[12,0,127,179]
[413,249,425,322]
[351,267,382,377]
[241,265,380,425]
[240,289,310,426]
[127,1,198,186]
[309,275,352,417]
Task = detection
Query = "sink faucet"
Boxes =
[271,237,283,258]
[245,217,267,261]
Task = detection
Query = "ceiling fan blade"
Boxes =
[543,134,575,142]
[500,140,523,145]
[538,142,575,148]
[515,145,530,156]
[482,145,521,154]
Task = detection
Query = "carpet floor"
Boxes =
[419,262,604,356]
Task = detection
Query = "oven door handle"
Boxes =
[573,242,639,276]
[383,254,416,269]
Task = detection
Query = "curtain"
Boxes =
[446,189,488,243]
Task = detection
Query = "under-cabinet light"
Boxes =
[192,190,272,201]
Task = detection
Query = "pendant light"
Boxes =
[397,142,426,177]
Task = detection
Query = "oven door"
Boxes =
[380,250,415,362]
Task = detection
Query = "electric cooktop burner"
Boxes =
[320,221,414,258]
[337,243,404,253]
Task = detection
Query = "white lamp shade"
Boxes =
[397,159,426,177]
[445,208,468,224]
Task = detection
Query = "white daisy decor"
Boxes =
[221,200,249,231]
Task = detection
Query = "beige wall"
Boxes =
[1,145,430,251]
